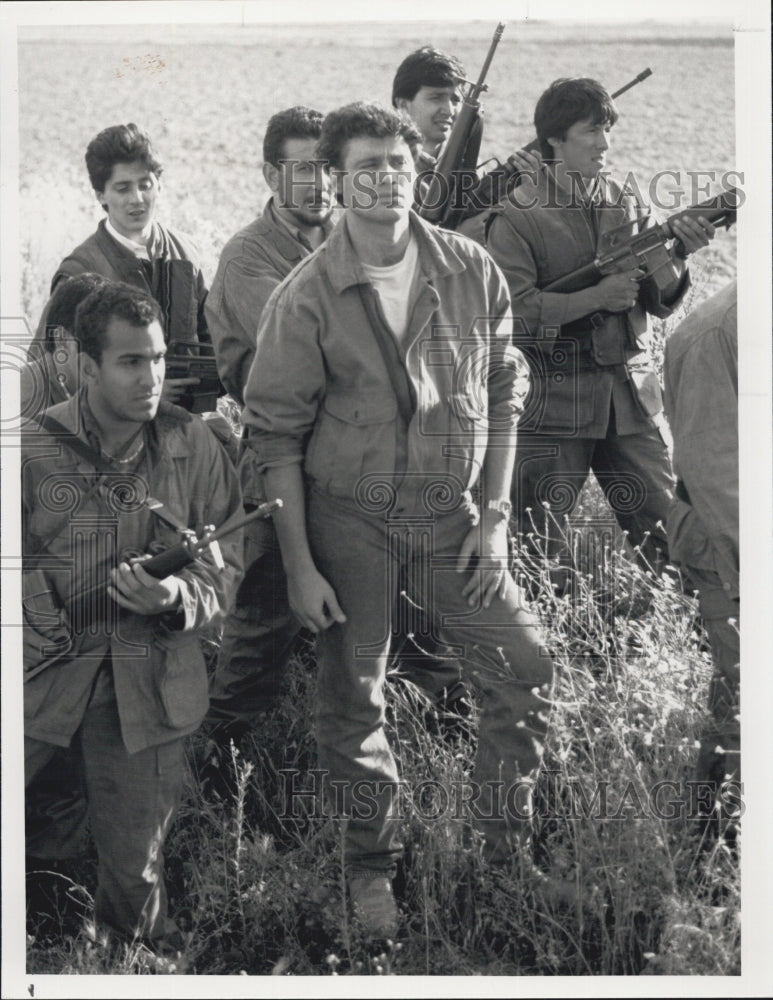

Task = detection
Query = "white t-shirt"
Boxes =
[361,235,420,343]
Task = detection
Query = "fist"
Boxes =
[597,269,645,312]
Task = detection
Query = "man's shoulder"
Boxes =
[154,223,203,265]
[666,282,737,366]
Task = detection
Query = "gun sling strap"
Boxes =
[30,413,189,553]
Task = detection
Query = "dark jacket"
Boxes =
[34,220,210,347]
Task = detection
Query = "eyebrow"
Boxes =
[115,350,166,360]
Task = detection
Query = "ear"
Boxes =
[95,190,108,213]
[547,136,563,152]
[263,161,280,193]
[80,352,97,383]
[395,97,410,115]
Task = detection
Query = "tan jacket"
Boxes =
[486,170,689,437]
[205,198,334,406]
[663,281,738,602]
[23,397,243,753]
[242,210,526,504]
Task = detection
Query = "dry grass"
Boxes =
[18,18,739,979]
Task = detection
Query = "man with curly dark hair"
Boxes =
[243,102,554,939]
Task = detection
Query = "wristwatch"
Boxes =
[484,498,513,521]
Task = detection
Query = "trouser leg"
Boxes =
[687,567,741,817]
[207,516,301,730]
[591,421,674,572]
[25,741,89,859]
[414,505,555,862]
[80,697,185,942]
[306,489,402,876]
[511,432,594,587]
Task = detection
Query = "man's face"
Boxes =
[339,135,415,227]
[397,85,461,151]
[549,118,612,181]
[86,317,165,426]
[97,160,160,239]
[273,137,333,228]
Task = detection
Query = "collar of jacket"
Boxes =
[94,217,168,263]
[253,197,333,262]
[324,209,467,294]
[42,392,194,469]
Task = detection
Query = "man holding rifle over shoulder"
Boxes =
[484,77,718,581]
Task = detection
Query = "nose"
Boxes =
[597,131,609,151]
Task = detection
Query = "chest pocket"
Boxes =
[304,393,398,496]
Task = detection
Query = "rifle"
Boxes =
[165,339,225,414]
[542,187,739,295]
[466,68,653,218]
[416,22,505,229]
[23,499,282,679]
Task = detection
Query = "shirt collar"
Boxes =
[105,218,153,260]
[325,209,466,293]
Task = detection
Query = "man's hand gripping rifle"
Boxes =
[139,497,283,579]
[542,187,740,296]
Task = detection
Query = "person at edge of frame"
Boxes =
[22,281,243,951]
[483,77,717,592]
[31,122,234,453]
[241,101,557,940]
[21,272,109,417]
[203,106,470,772]
[663,280,741,843]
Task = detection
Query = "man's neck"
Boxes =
[105,217,153,250]
[550,162,597,201]
[272,202,327,249]
[85,388,148,455]
[346,212,411,267]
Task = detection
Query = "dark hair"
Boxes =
[43,273,109,353]
[84,123,163,194]
[317,102,421,172]
[263,106,324,167]
[534,78,618,160]
[75,281,163,363]
[391,46,466,105]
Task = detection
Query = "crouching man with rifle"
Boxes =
[22,282,247,950]
[484,77,722,583]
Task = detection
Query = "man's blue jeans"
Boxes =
[306,485,555,874]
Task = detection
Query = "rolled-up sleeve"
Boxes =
[241,283,326,472]
[484,253,529,429]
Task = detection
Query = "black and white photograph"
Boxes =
[1,0,770,993]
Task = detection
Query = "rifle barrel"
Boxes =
[471,22,505,97]
[611,68,652,100]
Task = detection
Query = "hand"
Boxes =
[108,557,182,615]
[596,268,645,312]
[456,515,510,608]
[670,215,716,257]
[162,377,199,403]
[506,148,543,181]
[286,565,347,633]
